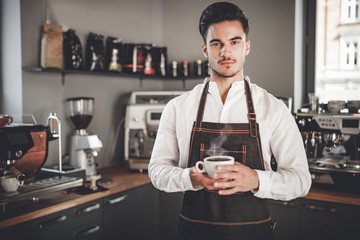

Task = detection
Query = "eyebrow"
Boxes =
[209,36,243,44]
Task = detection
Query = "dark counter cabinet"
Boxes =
[269,198,360,240]
[103,183,159,240]
[1,199,103,240]
[269,199,301,240]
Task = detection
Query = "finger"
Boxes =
[217,163,243,172]
[191,166,200,174]
[213,171,238,180]
[218,187,241,195]
[214,179,236,189]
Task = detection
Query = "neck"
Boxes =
[210,73,244,104]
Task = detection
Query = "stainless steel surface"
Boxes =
[0,176,83,200]
[309,156,360,174]
[47,113,63,174]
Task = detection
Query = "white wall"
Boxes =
[18,0,297,168]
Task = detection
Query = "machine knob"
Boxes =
[133,117,140,122]
[299,119,306,127]
[15,150,23,159]
[92,151,98,157]
[311,173,319,181]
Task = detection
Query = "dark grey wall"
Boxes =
[20,0,296,167]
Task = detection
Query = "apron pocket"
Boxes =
[199,143,247,165]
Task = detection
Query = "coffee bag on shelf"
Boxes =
[40,24,63,69]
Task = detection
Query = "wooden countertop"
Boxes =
[0,165,360,230]
[304,183,360,206]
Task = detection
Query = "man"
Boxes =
[149,2,311,240]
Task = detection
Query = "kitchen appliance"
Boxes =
[67,97,103,181]
[124,91,185,172]
[0,114,83,205]
[295,112,360,192]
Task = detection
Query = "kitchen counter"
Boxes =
[0,165,150,229]
[0,165,360,230]
[304,182,360,206]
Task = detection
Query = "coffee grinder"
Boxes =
[67,97,102,181]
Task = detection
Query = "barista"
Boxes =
[148,2,311,239]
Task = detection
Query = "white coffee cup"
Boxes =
[328,100,346,113]
[0,175,24,192]
[195,156,235,179]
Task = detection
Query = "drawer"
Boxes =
[71,199,103,228]
[36,210,72,240]
[69,220,103,240]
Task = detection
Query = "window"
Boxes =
[341,0,360,23]
[315,0,360,103]
[340,39,358,68]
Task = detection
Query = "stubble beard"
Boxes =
[209,63,241,79]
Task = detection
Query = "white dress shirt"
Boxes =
[148,77,311,201]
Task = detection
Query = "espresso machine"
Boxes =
[295,112,360,192]
[67,97,103,181]
[124,91,184,172]
[0,114,83,204]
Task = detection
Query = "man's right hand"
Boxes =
[190,166,217,190]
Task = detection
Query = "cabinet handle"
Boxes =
[268,200,295,207]
[107,195,127,205]
[304,204,336,213]
[77,225,100,239]
[76,203,100,215]
[38,215,67,229]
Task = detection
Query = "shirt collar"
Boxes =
[203,75,251,93]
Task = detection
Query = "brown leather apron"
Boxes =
[179,79,272,240]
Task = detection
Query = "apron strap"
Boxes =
[195,80,210,128]
[244,79,258,137]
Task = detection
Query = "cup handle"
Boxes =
[195,161,206,173]
[9,116,13,124]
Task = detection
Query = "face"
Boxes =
[202,20,250,79]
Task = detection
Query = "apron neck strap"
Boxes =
[244,79,258,137]
[195,79,258,137]
[195,80,210,127]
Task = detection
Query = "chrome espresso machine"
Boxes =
[295,112,360,192]
[124,91,185,172]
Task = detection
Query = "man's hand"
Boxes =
[214,162,259,195]
[190,166,217,190]
[190,162,260,195]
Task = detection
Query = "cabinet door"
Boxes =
[0,218,38,240]
[69,222,103,240]
[159,191,183,240]
[268,199,301,240]
[103,183,159,240]
[36,209,73,240]
[300,199,337,240]
[332,202,360,240]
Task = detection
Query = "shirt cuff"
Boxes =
[252,170,271,197]
[183,167,203,191]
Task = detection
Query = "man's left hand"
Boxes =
[213,162,259,195]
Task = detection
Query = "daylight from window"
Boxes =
[315,0,360,103]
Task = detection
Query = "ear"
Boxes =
[245,40,250,56]
[202,43,208,58]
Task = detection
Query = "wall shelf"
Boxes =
[22,67,205,87]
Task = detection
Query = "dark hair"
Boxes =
[199,2,250,42]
